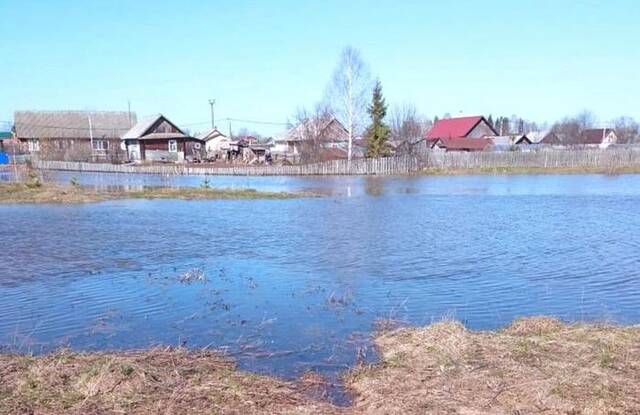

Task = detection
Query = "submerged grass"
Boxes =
[0,182,303,204]
[2,318,639,414]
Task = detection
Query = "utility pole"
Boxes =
[208,99,216,129]
[88,115,94,161]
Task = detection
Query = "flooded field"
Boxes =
[1,172,640,400]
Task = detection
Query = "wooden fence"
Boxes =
[32,149,640,176]
[33,156,420,176]
[422,148,640,170]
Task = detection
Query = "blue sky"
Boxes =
[1,0,639,135]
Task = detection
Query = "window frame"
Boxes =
[92,139,109,151]
[168,139,178,153]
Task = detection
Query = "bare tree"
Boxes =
[552,110,597,144]
[291,104,335,163]
[389,103,430,155]
[326,46,371,164]
[611,116,639,144]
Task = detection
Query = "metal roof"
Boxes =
[122,114,190,140]
[426,116,496,140]
[14,111,136,139]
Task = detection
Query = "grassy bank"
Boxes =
[0,349,337,415]
[347,317,640,414]
[0,182,302,204]
[419,165,640,176]
[1,318,638,414]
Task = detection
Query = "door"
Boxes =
[128,143,140,161]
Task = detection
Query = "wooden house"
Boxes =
[578,129,618,148]
[527,130,562,145]
[425,116,497,142]
[430,137,493,152]
[13,110,135,162]
[122,114,204,163]
[273,117,349,162]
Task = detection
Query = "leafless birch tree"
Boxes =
[326,47,371,165]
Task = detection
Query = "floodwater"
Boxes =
[1,172,640,401]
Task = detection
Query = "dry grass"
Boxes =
[2,319,639,414]
[346,317,640,414]
[419,165,640,176]
[0,182,302,204]
[0,348,341,415]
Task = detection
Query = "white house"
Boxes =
[198,128,230,158]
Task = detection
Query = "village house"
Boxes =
[273,117,349,162]
[197,128,231,160]
[487,134,532,151]
[429,137,494,152]
[425,116,497,152]
[13,110,135,162]
[527,130,562,145]
[426,116,497,142]
[122,114,204,163]
[578,128,618,148]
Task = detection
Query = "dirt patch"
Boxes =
[346,317,640,414]
[0,182,304,204]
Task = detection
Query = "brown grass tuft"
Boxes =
[346,317,640,414]
[0,348,341,415]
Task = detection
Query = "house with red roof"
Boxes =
[426,116,497,141]
[578,128,618,148]
[430,137,494,152]
[425,116,497,152]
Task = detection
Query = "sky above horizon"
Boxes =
[1,0,639,136]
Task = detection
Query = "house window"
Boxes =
[168,140,178,152]
[92,140,109,151]
[28,139,40,152]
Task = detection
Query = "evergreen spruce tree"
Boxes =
[487,114,494,129]
[365,80,391,157]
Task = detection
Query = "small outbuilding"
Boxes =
[198,128,230,159]
[122,114,204,163]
